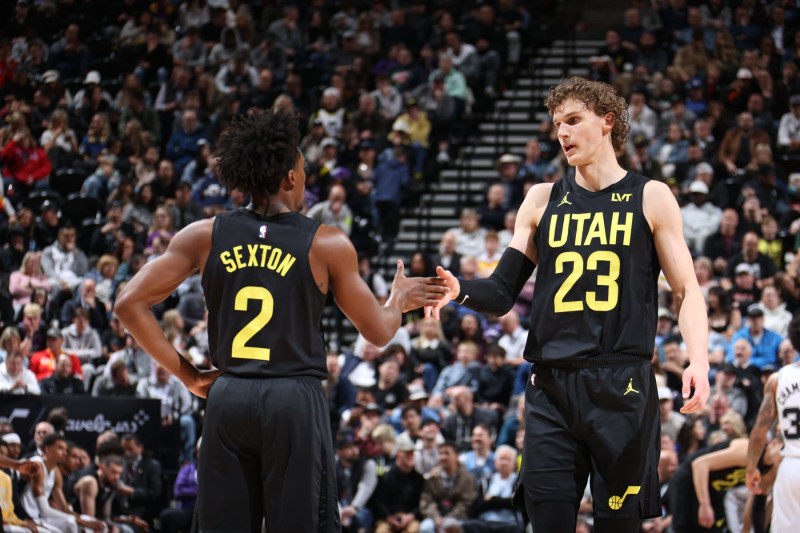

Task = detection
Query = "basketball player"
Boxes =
[427,77,710,532]
[746,314,800,533]
[671,437,780,533]
[115,109,446,532]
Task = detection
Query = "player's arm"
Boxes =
[74,475,98,517]
[746,373,779,494]
[691,438,748,528]
[314,226,446,347]
[114,219,221,398]
[426,183,551,320]
[644,180,709,413]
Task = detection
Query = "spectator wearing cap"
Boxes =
[727,262,761,312]
[372,433,424,533]
[713,363,748,418]
[718,111,770,176]
[28,327,83,381]
[166,110,208,177]
[307,183,353,236]
[371,74,404,122]
[35,199,61,248]
[310,87,348,139]
[0,349,40,394]
[419,440,476,533]
[335,429,378,532]
[724,231,777,291]
[72,71,113,115]
[681,179,723,255]
[685,77,708,117]
[726,305,782,370]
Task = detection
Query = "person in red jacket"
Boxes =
[1,129,52,206]
[28,327,84,382]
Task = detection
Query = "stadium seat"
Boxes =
[50,168,89,199]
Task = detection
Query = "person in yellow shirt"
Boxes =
[392,99,431,180]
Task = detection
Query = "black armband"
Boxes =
[456,247,535,316]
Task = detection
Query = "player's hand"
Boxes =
[388,260,447,312]
[18,458,42,478]
[746,468,762,494]
[424,266,460,321]
[697,501,715,528]
[187,368,222,399]
[679,362,710,414]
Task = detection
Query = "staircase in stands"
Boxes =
[323,38,605,351]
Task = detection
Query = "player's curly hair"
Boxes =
[544,77,630,156]
[213,108,301,196]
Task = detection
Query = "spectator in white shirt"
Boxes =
[681,179,722,255]
[497,310,527,367]
[777,94,800,153]
[0,351,40,394]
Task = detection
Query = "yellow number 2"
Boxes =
[231,286,273,361]
[553,251,620,313]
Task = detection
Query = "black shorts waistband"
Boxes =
[530,354,651,369]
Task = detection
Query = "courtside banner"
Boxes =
[0,394,160,454]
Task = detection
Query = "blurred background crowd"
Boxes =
[2,0,800,532]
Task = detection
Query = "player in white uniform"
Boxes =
[747,315,800,533]
[21,433,105,533]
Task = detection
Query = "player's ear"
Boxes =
[604,112,615,128]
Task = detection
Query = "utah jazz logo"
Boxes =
[557,192,573,207]
[609,486,640,510]
[624,378,640,396]
[258,224,267,239]
[611,192,632,202]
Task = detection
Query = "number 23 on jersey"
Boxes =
[554,250,620,313]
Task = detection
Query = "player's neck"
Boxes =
[249,195,292,217]
[574,149,627,191]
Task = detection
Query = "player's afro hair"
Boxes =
[213,108,301,197]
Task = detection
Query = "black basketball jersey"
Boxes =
[525,171,660,363]
[201,208,327,379]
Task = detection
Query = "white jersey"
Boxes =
[777,364,800,458]
[21,456,54,519]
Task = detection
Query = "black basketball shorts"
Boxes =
[197,374,341,532]
[515,360,662,520]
